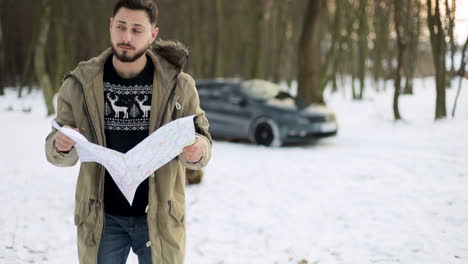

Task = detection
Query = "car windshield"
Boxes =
[240,79,281,101]
[240,79,308,107]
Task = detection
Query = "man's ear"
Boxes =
[151,27,159,42]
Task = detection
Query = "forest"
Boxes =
[0,0,467,119]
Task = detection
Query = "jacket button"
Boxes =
[146,241,151,247]
[74,215,80,225]
[81,127,87,132]
[88,240,96,247]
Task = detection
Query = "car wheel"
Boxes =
[252,118,281,147]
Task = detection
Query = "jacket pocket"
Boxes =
[168,199,184,224]
[159,199,186,249]
[74,200,92,226]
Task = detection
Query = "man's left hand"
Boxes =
[182,137,205,162]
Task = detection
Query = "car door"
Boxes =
[201,83,251,139]
[196,83,224,137]
[216,85,252,139]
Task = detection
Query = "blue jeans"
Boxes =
[97,213,152,264]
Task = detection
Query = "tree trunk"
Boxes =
[343,0,357,99]
[264,0,275,81]
[250,1,264,79]
[320,0,341,93]
[189,0,201,78]
[451,36,468,117]
[224,1,238,77]
[212,0,223,77]
[427,0,447,119]
[393,0,406,120]
[198,0,211,78]
[371,0,383,91]
[35,0,55,116]
[298,0,326,104]
[403,0,421,95]
[283,0,296,87]
[446,0,456,75]
[272,0,290,83]
[52,0,67,93]
[18,43,35,98]
[357,0,368,100]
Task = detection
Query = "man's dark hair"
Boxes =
[113,0,159,26]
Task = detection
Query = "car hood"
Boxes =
[265,98,334,116]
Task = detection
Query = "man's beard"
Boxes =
[111,42,147,63]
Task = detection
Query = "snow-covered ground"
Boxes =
[1,78,467,264]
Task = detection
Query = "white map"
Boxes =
[52,115,196,205]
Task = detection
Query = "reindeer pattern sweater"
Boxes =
[103,54,154,216]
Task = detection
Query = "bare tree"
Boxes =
[427,0,447,119]
[2,0,452,115]
[371,0,391,92]
[403,0,421,94]
[452,36,468,117]
[343,0,358,99]
[357,0,369,100]
[263,0,276,81]
[445,0,457,75]
[212,0,224,77]
[50,0,68,93]
[320,0,343,93]
[250,1,265,79]
[393,0,407,120]
[272,0,292,83]
[34,0,55,116]
[298,0,326,104]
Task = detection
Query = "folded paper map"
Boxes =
[52,115,196,205]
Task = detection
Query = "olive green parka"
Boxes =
[45,40,212,264]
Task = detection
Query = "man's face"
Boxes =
[110,8,159,63]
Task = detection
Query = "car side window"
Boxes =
[197,82,244,104]
[211,87,224,98]
[222,86,247,106]
[197,83,224,102]
[205,84,233,100]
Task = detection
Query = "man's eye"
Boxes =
[133,29,142,33]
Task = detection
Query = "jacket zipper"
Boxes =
[68,75,105,205]
[66,73,105,247]
[158,78,179,127]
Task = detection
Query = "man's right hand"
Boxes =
[55,126,79,152]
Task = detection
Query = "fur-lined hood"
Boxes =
[151,39,189,74]
[69,39,189,86]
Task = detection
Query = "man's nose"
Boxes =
[123,31,132,43]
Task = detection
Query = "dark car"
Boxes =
[196,79,338,146]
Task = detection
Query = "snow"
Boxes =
[1,78,467,264]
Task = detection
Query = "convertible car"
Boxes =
[195,79,338,146]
